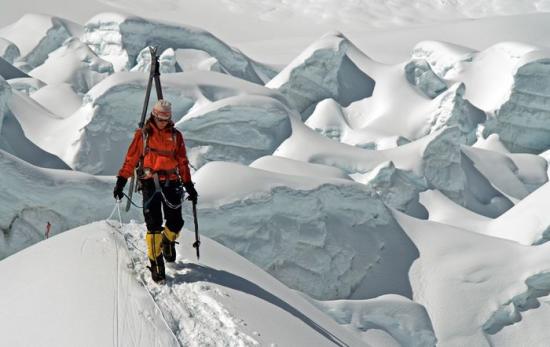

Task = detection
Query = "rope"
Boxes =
[104,200,181,346]
[122,190,185,210]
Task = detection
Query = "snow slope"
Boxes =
[0,219,409,347]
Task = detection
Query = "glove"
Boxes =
[183,181,198,203]
[113,176,127,200]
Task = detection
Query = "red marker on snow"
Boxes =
[45,222,51,239]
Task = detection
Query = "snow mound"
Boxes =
[305,98,408,150]
[177,95,292,169]
[313,294,436,347]
[266,32,375,115]
[0,38,20,64]
[393,209,550,346]
[405,59,448,98]
[0,13,83,69]
[29,37,113,94]
[362,81,485,142]
[421,180,550,246]
[0,150,139,259]
[83,13,276,83]
[190,161,418,300]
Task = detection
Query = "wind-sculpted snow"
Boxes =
[177,96,292,169]
[484,58,550,153]
[0,14,83,70]
[405,59,448,98]
[0,150,140,259]
[306,98,409,150]
[312,294,437,347]
[29,37,113,94]
[393,210,550,346]
[83,13,276,83]
[267,32,375,116]
[0,38,20,64]
[190,161,418,300]
[67,71,285,174]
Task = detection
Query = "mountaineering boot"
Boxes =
[146,231,165,283]
[148,255,166,283]
[162,226,180,262]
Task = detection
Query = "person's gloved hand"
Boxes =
[183,181,198,203]
[113,176,127,200]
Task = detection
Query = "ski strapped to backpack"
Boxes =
[125,46,163,212]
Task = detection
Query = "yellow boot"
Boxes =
[145,232,165,283]
[161,227,179,262]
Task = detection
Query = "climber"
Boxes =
[113,99,198,283]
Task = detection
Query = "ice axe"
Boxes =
[192,200,201,260]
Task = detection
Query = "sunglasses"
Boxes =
[154,116,170,123]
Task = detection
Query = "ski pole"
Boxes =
[192,200,201,260]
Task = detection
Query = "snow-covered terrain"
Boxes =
[3,2,550,346]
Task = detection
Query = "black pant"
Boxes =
[141,179,184,233]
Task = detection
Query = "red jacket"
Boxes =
[118,120,192,183]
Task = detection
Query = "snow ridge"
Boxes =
[118,222,259,346]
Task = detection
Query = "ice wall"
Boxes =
[83,13,276,83]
